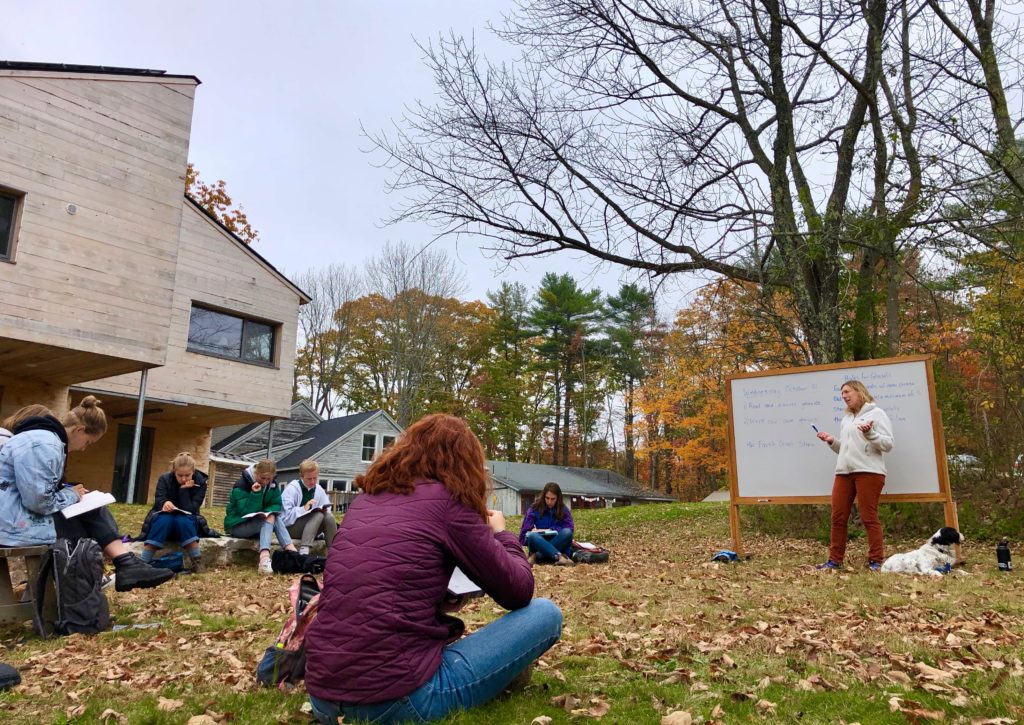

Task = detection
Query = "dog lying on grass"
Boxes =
[881,527,963,576]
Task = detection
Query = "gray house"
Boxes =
[487,460,675,516]
[210,403,402,509]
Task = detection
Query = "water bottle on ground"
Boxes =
[996,539,1012,572]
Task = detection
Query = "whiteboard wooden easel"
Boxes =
[725,355,958,557]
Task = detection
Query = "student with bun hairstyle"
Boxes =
[0,397,175,591]
[139,452,209,573]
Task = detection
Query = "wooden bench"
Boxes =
[0,545,54,624]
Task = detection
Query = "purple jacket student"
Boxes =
[304,414,562,725]
[518,482,575,566]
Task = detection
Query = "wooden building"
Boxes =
[212,406,402,510]
[486,460,675,516]
[0,62,309,503]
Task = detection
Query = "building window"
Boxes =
[361,434,377,461]
[1,189,21,262]
[382,435,396,450]
[187,305,277,365]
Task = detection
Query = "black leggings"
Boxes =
[54,507,121,549]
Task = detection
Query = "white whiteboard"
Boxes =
[728,358,943,499]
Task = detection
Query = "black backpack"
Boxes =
[271,549,326,575]
[256,574,322,687]
[33,538,112,637]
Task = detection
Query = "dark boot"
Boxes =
[189,555,206,574]
[113,553,175,592]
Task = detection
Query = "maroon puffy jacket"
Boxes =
[304,480,534,704]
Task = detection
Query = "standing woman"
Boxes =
[518,482,575,566]
[139,453,208,572]
[305,414,562,725]
[816,380,895,571]
[0,397,175,591]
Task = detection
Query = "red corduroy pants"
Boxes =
[828,472,886,564]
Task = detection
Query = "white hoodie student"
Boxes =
[829,401,894,474]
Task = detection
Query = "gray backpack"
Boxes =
[33,538,111,636]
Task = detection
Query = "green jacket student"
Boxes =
[224,460,296,574]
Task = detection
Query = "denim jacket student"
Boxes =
[0,417,79,546]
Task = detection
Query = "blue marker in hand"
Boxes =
[811,425,819,433]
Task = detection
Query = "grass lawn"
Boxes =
[1,502,1022,724]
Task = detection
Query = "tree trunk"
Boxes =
[624,378,635,480]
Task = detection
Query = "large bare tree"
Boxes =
[372,0,1024,363]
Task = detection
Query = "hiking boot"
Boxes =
[189,556,206,574]
[113,553,176,592]
[815,560,842,571]
[526,553,537,566]
[867,560,882,572]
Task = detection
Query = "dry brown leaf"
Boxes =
[531,717,553,725]
[969,719,1015,724]
[157,697,184,712]
[186,717,219,725]
[913,662,956,681]
[550,694,580,713]
[179,619,203,627]
[711,704,725,718]
[755,699,777,714]
[661,711,693,725]
[99,709,127,723]
[570,697,611,719]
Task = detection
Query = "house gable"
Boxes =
[277,411,402,479]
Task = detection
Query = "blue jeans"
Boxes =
[228,515,292,551]
[525,529,572,562]
[145,512,199,548]
[309,598,562,724]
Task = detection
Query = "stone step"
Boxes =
[127,537,327,568]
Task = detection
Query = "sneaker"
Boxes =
[114,554,176,592]
[815,560,842,570]
[867,560,882,571]
[189,556,206,574]
[298,546,310,557]
[526,553,537,566]
[258,558,274,575]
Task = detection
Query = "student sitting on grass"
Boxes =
[518,482,575,567]
[280,459,337,556]
[0,398,174,591]
[139,452,208,573]
[224,459,296,574]
[305,413,562,725]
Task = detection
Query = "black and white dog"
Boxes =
[881,527,964,575]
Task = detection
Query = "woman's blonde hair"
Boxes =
[2,404,54,431]
[170,452,196,471]
[841,380,874,412]
[254,459,276,475]
[62,395,107,436]
[298,459,319,475]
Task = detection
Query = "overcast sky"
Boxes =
[0,0,672,304]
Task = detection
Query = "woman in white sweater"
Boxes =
[815,380,894,571]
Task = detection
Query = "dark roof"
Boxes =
[276,411,383,469]
[0,60,201,84]
[488,460,674,502]
[212,419,264,450]
[184,196,311,304]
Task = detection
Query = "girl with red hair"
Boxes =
[305,414,562,724]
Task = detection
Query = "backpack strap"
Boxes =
[31,545,56,639]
